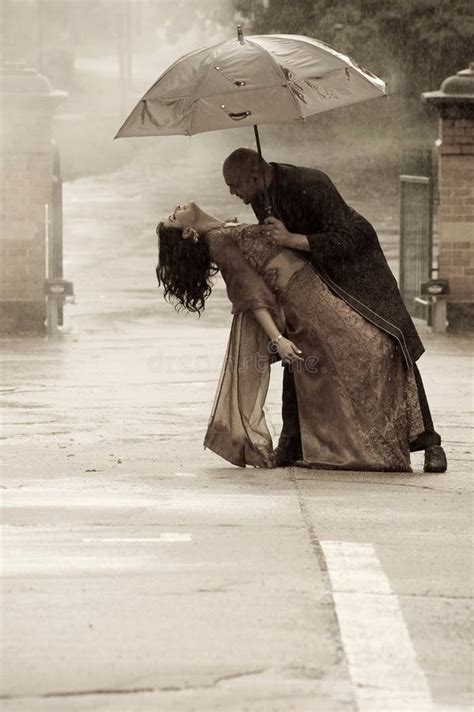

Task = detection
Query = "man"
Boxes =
[222,147,447,473]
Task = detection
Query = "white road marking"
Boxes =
[321,540,434,712]
[82,533,192,543]
[173,472,197,477]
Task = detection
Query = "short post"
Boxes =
[43,275,75,334]
[432,296,448,333]
[46,292,59,337]
[44,202,75,336]
[420,279,450,333]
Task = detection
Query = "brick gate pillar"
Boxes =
[0,64,66,334]
[422,64,474,331]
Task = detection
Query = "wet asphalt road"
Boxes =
[1,152,473,711]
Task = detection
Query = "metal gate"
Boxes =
[399,174,433,319]
[51,140,64,324]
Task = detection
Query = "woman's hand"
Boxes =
[263,217,310,251]
[252,309,302,365]
[276,336,304,365]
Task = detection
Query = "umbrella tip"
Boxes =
[237,25,244,44]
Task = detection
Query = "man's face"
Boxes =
[223,167,259,205]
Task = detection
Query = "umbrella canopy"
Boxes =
[115,31,386,139]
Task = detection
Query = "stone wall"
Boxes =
[0,68,62,333]
[423,65,474,331]
[437,113,474,328]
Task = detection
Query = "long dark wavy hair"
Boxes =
[156,222,218,315]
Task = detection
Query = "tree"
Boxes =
[232,0,473,100]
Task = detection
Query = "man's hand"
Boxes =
[263,217,310,251]
[263,217,293,245]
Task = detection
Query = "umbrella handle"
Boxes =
[253,125,273,216]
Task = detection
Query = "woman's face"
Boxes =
[163,201,199,230]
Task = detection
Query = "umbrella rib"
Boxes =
[144,41,223,98]
[245,38,304,120]
[145,64,373,103]
[343,63,386,95]
[144,81,300,103]
[265,34,386,94]
[188,99,197,137]
[186,42,234,136]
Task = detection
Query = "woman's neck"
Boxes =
[197,214,225,235]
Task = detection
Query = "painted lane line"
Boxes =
[82,534,192,543]
[321,540,434,712]
[173,472,197,477]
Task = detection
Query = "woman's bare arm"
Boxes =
[252,307,281,341]
[252,308,303,363]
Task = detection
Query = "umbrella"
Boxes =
[115,26,386,210]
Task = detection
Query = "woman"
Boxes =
[156,201,424,471]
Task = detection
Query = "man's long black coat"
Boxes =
[252,162,424,367]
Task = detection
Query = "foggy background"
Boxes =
[3,0,471,194]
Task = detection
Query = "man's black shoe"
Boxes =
[424,445,448,473]
[272,445,300,467]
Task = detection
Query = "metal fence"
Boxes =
[51,141,64,324]
[399,174,433,319]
